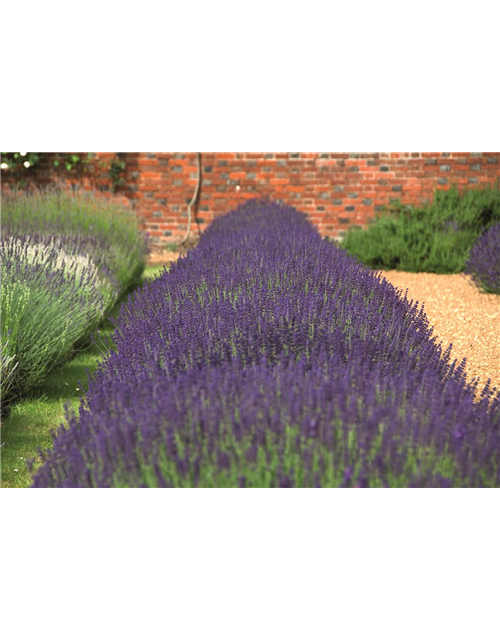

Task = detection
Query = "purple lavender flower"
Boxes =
[465,223,500,294]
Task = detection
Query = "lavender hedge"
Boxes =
[32,201,500,487]
[465,223,500,294]
[1,235,112,411]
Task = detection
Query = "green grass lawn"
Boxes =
[0,265,167,488]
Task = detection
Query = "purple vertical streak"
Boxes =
[278,486,293,640]
[238,482,246,640]
[158,487,167,640]
[139,487,149,638]
[439,487,452,640]
[314,486,323,640]
[337,487,351,638]
[358,486,370,640]
[96,487,111,640]
[406,487,421,640]
[382,485,390,640]
[29,487,41,640]
[475,487,485,640]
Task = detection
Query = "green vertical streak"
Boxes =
[148,487,158,640]
[293,487,305,640]
[173,487,183,640]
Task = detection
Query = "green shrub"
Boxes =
[341,186,500,273]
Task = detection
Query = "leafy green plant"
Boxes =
[1,152,90,174]
[341,186,500,273]
[108,153,127,192]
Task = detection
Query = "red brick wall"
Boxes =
[2,152,499,246]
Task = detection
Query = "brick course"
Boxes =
[2,152,499,246]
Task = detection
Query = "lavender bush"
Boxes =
[32,200,500,488]
[465,223,500,294]
[0,235,114,412]
[2,189,148,292]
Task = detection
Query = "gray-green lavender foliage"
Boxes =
[1,189,147,413]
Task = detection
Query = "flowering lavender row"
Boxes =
[32,355,499,488]
[32,200,500,487]
[465,223,500,294]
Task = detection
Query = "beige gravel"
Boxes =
[380,270,500,393]
[148,251,500,394]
